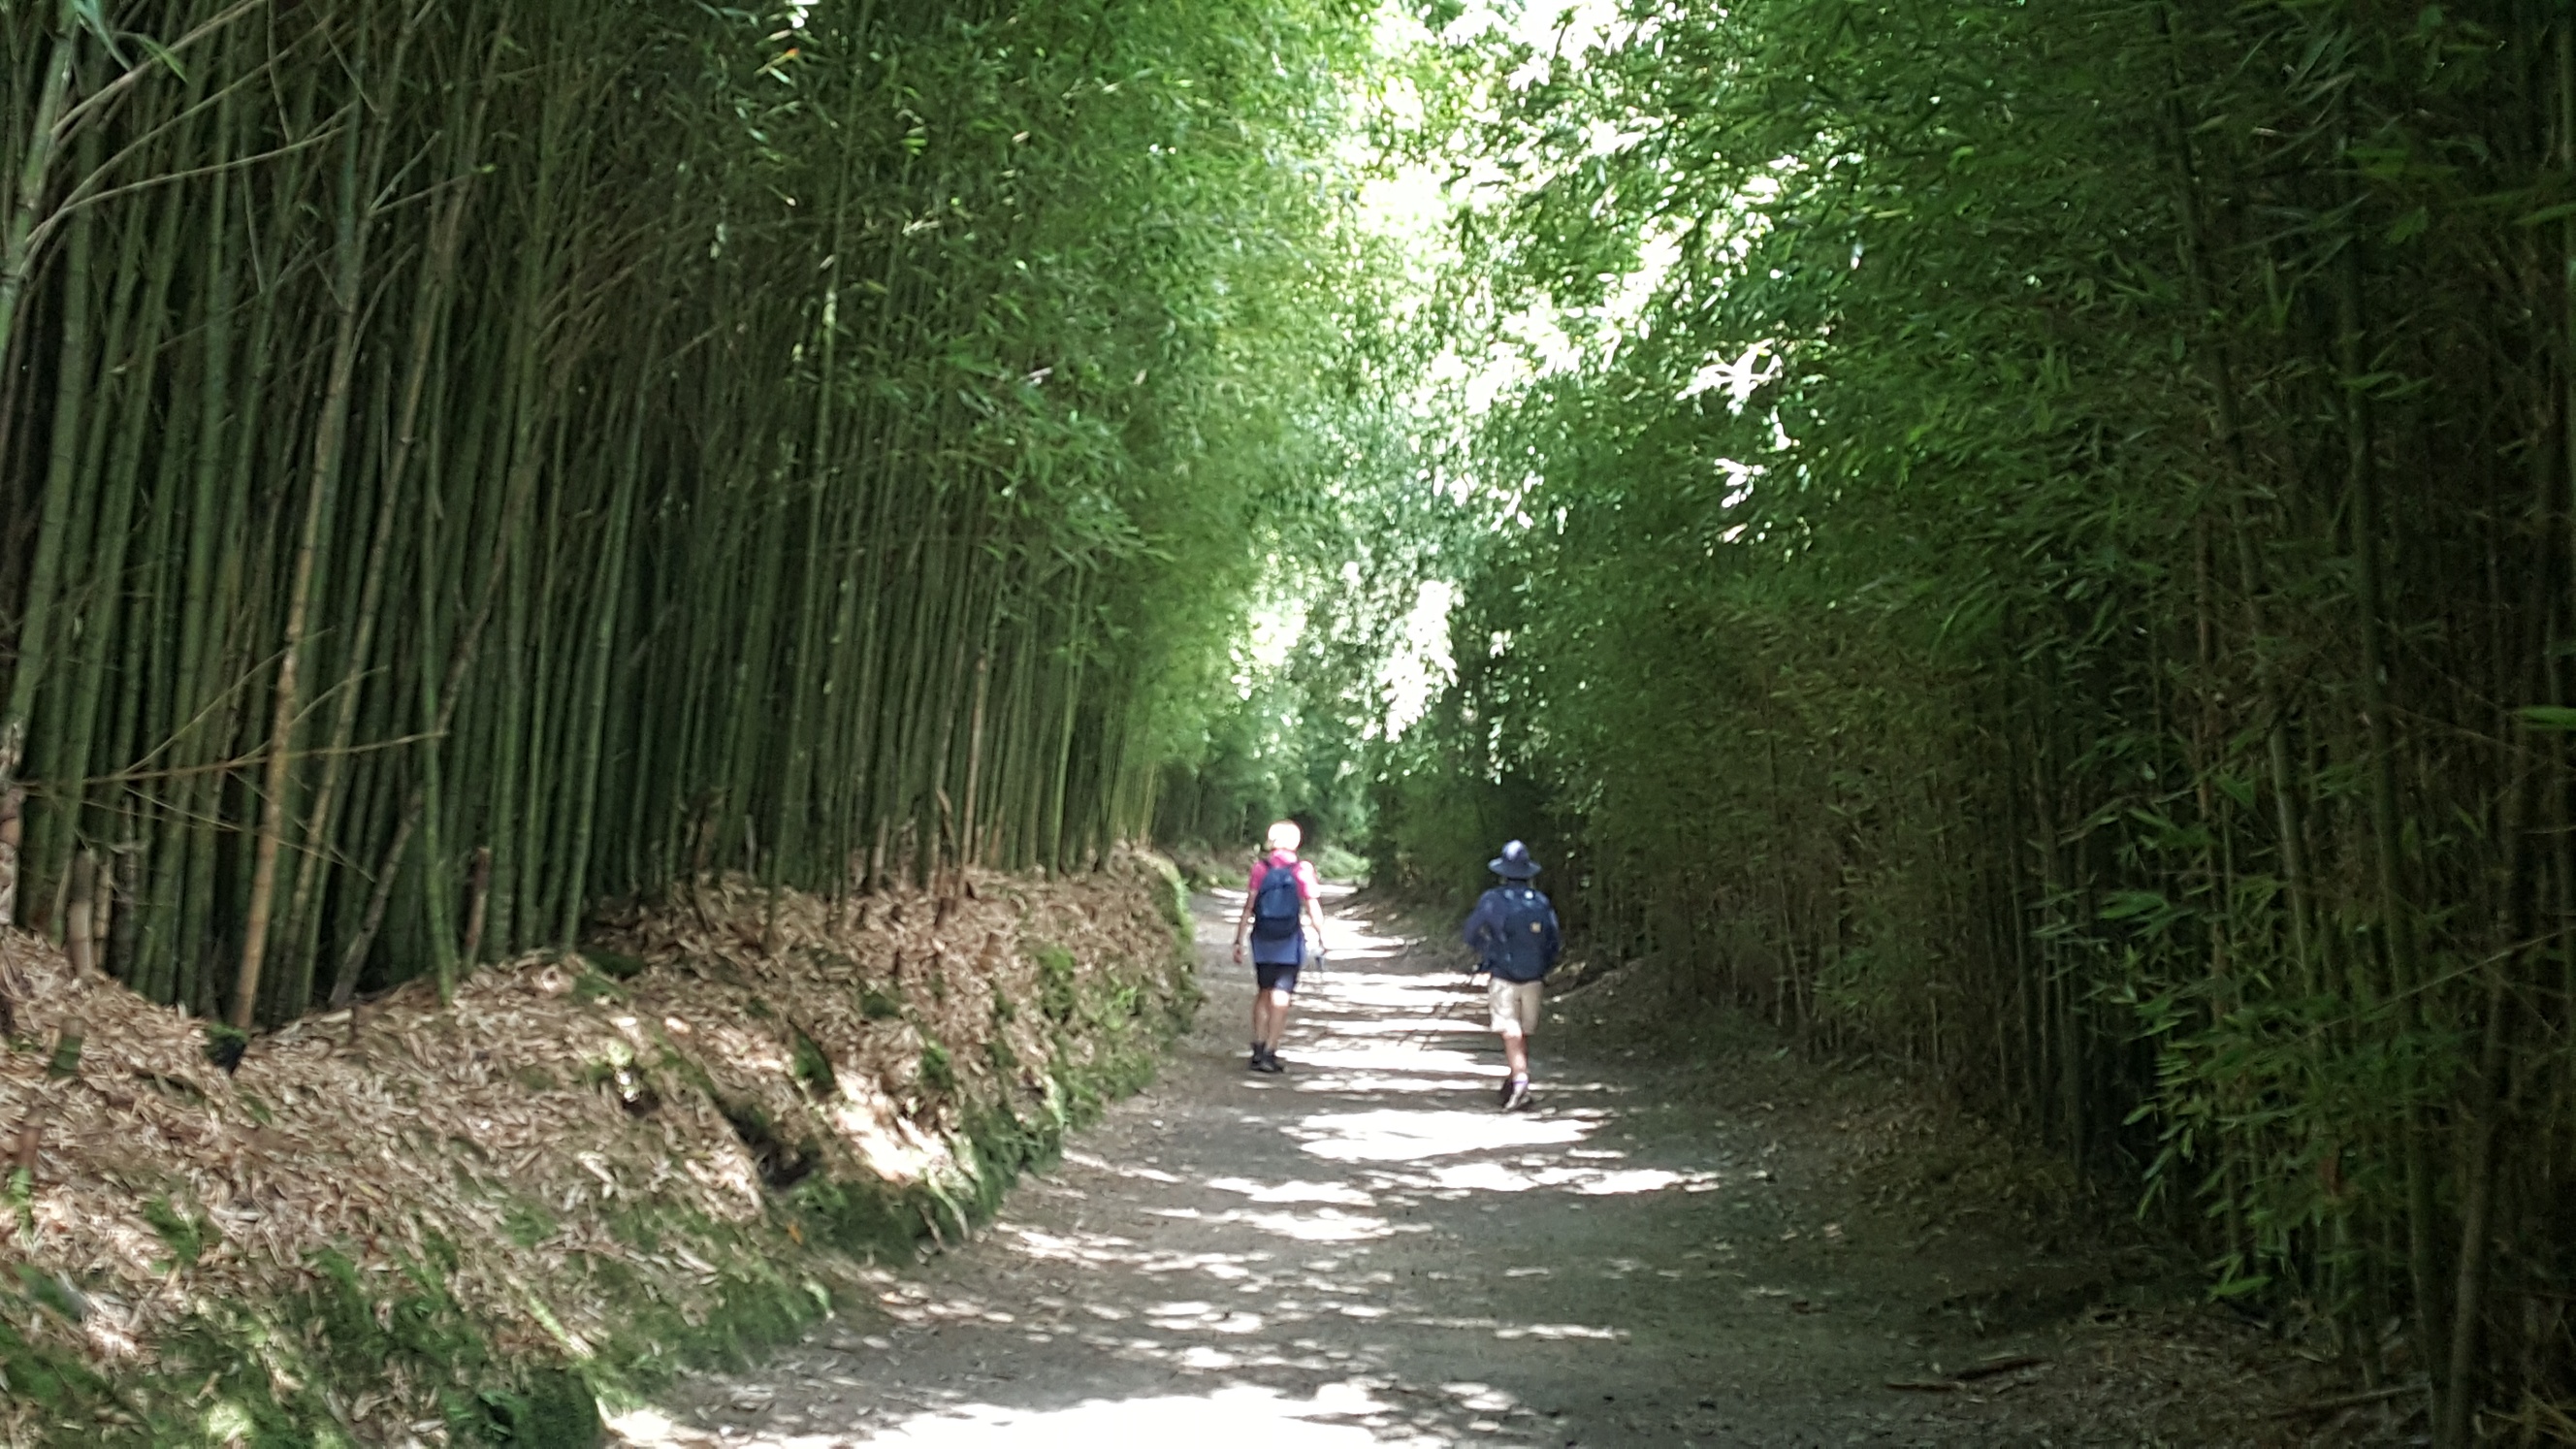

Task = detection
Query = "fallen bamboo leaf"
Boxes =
[2266,1382,2427,1418]
[1952,1353,2047,1381]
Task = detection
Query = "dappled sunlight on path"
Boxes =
[613,886,2077,1447]
[614,1380,1426,1448]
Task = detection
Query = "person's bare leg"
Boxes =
[1251,980,1288,1046]
[1501,1028,1529,1079]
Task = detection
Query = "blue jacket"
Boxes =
[1463,885,1562,983]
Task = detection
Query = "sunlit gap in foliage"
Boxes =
[1135,3,1504,853]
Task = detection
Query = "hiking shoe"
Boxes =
[1248,1047,1267,1073]
[1254,1047,1287,1075]
[1502,1079,1532,1111]
[1497,1077,1516,1107]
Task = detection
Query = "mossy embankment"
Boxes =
[0,853,1195,1446]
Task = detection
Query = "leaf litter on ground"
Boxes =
[0,852,1188,1444]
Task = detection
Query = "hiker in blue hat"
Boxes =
[1461,840,1562,1111]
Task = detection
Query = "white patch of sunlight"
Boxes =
[1294,1008,1469,1037]
[606,1381,1427,1448]
[1353,4,1448,261]
[1425,0,1630,87]
[1601,219,1685,333]
[1681,341,1783,410]
[1420,1160,1718,1196]
[1495,1321,1624,1341]
[1397,1316,1626,1342]
[833,1079,950,1184]
[1301,968,1450,1007]
[1145,1301,1271,1336]
[1163,1206,1394,1244]
[1295,1077,1489,1100]
[1718,457,1761,509]
[1291,1108,1594,1164]
[1062,1147,1180,1184]
[1232,589,1308,700]
[1379,579,1456,742]
[1445,1382,1522,1414]
[1204,1176,1378,1207]
[1001,1226,1140,1265]
[992,1223,1278,1285]
[1273,1038,1490,1089]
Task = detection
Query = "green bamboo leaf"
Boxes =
[2098,889,2169,922]
[65,0,128,67]
[2207,1272,2273,1302]
[130,32,185,82]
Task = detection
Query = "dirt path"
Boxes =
[609,888,2334,1447]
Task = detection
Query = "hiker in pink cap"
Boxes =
[1231,820,1327,1073]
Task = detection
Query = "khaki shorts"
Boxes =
[1488,978,1543,1036]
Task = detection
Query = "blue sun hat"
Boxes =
[1489,840,1541,880]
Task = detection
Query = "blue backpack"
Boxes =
[1249,863,1303,962]
[1487,886,1555,981]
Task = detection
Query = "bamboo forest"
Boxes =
[2,0,2573,1443]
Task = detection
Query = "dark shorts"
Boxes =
[1254,961,1301,995]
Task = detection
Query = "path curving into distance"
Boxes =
[608,887,2185,1448]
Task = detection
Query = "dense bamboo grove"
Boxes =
[0,0,1384,1027]
[1151,464,1458,850]
[1381,0,2576,1433]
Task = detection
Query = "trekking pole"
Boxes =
[1397,964,1485,1052]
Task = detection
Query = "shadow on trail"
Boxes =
[610,889,1962,1448]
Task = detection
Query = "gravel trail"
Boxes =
[609,887,2310,1448]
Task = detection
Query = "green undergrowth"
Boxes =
[1551,950,2177,1275]
[1141,851,1192,936]
[0,1238,606,1447]
[1307,844,1368,886]
[0,934,1195,1445]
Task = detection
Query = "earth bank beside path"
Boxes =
[625,888,2387,1447]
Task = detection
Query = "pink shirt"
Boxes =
[1246,850,1320,902]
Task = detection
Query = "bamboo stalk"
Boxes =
[231,76,377,1029]
[0,724,20,925]
[61,850,92,976]
[327,382,535,1008]
[0,2,82,371]
[281,97,477,1004]
[0,125,101,928]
